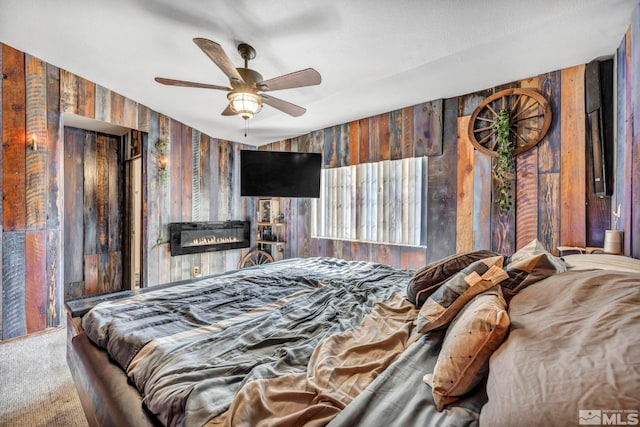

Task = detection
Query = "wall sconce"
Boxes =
[158,156,168,171]
[154,138,169,181]
[29,135,38,151]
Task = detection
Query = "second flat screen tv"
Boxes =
[240,150,322,198]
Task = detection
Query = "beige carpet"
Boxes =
[0,326,88,427]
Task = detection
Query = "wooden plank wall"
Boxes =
[2,6,640,339]
[0,42,251,340]
[1,44,65,340]
[616,6,640,258]
[260,55,632,265]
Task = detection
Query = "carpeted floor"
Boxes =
[0,326,88,427]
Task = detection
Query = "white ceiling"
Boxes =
[0,0,637,146]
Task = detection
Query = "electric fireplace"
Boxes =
[169,221,250,256]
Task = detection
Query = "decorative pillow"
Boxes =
[423,286,510,411]
[501,239,566,301]
[415,255,508,334]
[406,250,499,307]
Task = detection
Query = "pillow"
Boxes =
[406,250,499,307]
[415,255,507,334]
[501,239,566,301]
[562,254,640,272]
[423,286,510,411]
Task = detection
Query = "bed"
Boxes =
[65,241,640,427]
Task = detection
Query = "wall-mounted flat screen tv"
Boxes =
[240,150,322,198]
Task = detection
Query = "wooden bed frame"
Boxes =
[65,278,208,427]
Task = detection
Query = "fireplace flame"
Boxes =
[184,235,242,247]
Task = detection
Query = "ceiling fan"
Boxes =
[155,38,321,120]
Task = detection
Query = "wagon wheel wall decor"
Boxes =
[468,88,552,157]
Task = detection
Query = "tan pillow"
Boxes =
[423,286,510,411]
[415,255,508,334]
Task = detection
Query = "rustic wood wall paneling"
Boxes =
[2,232,26,339]
[376,115,390,161]
[616,32,630,255]
[227,142,242,271]
[63,127,84,297]
[106,134,122,288]
[630,8,640,259]
[138,104,151,133]
[323,125,338,168]
[110,91,125,127]
[387,110,401,160]
[401,107,414,159]
[456,116,474,253]
[348,120,360,165]
[143,112,159,286]
[59,70,78,114]
[515,78,540,250]
[413,99,443,156]
[2,45,26,232]
[191,130,201,221]
[368,116,381,162]
[78,78,95,119]
[560,65,587,247]
[157,115,171,283]
[84,253,98,295]
[25,230,46,333]
[297,134,313,258]
[169,120,183,282]
[622,27,633,256]
[94,85,111,123]
[537,71,562,253]
[357,118,370,164]
[197,134,211,276]
[46,229,61,327]
[169,119,183,223]
[460,89,492,116]
[95,133,109,253]
[123,97,138,129]
[472,150,492,250]
[45,63,60,230]
[181,125,193,222]
[425,98,458,263]
[83,131,97,257]
[25,54,47,229]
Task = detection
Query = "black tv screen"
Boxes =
[240,150,322,198]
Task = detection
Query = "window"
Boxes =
[312,157,426,246]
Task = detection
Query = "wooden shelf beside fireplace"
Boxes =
[257,199,285,261]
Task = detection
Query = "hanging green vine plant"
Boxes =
[491,109,515,211]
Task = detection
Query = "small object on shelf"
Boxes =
[255,198,285,261]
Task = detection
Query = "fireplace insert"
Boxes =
[169,221,250,256]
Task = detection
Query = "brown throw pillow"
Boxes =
[406,250,499,307]
[423,286,510,411]
[415,255,507,334]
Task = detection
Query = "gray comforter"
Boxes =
[82,258,417,426]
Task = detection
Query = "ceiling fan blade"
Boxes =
[221,105,236,116]
[193,38,244,84]
[155,77,231,91]
[261,94,306,117]
[260,68,321,92]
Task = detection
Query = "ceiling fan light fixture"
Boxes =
[228,92,263,120]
